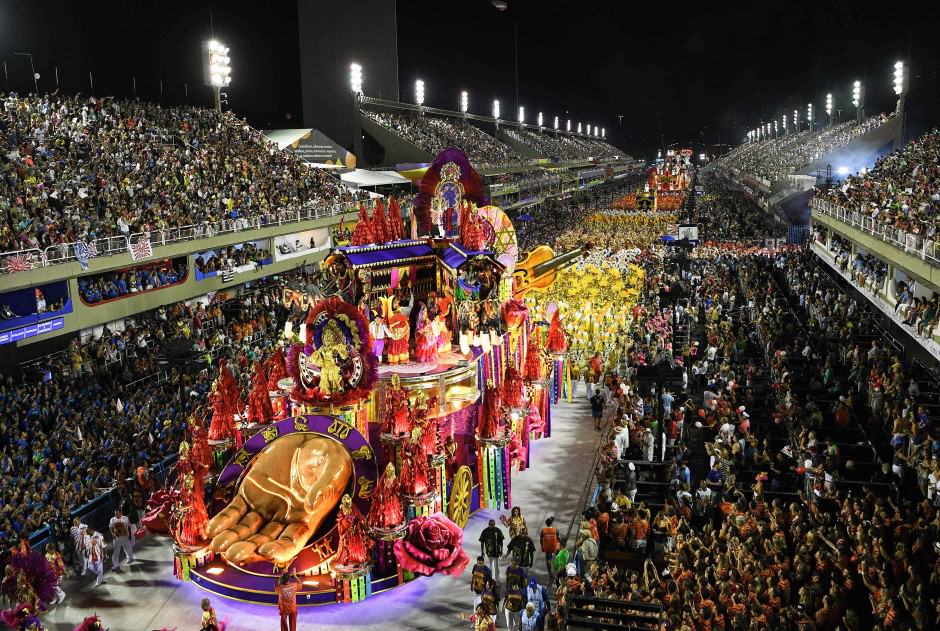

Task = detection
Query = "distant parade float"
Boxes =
[142,149,586,606]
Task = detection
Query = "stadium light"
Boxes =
[825,93,833,116]
[807,103,813,131]
[699,153,706,162]
[577,122,582,134]
[349,63,363,94]
[414,79,425,106]
[492,99,500,119]
[782,114,787,134]
[851,80,863,120]
[460,90,469,113]
[793,109,798,131]
[566,119,571,132]
[893,61,905,95]
[537,111,543,128]
[554,116,559,130]
[205,39,232,112]
[602,127,605,139]
[518,106,525,124]
[774,120,778,136]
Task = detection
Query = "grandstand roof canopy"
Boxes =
[340,169,411,187]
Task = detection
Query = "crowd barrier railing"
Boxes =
[1,201,359,276]
[812,198,940,266]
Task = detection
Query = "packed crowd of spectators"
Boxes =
[719,115,890,183]
[78,259,188,303]
[819,127,940,242]
[0,271,310,554]
[547,171,939,631]
[194,241,271,274]
[362,109,524,168]
[504,128,625,162]
[0,93,362,255]
[486,169,561,195]
[691,172,784,242]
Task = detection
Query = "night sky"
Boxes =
[2,0,939,159]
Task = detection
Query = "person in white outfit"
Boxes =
[109,509,135,570]
[70,519,88,575]
[85,529,106,587]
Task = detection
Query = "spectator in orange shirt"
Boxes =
[275,567,303,631]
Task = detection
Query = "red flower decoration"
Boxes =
[393,512,470,577]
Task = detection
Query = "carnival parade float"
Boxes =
[143,149,586,607]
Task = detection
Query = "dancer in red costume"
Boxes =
[246,361,274,424]
[412,393,440,458]
[385,299,411,364]
[177,473,208,547]
[399,428,431,496]
[190,413,213,472]
[523,334,544,381]
[351,203,375,246]
[546,311,567,354]
[334,494,373,567]
[371,198,389,245]
[217,359,244,415]
[177,441,204,497]
[387,197,404,241]
[460,203,487,251]
[265,348,288,391]
[382,374,411,436]
[478,386,502,440]
[367,463,405,530]
[414,305,438,363]
[206,380,235,441]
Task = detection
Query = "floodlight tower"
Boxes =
[851,81,864,122]
[893,60,908,145]
[825,93,833,127]
[414,79,425,116]
[537,111,543,131]
[793,109,799,133]
[554,116,559,132]
[460,91,469,119]
[807,103,813,132]
[517,106,525,129]
[782,114,788,136]
[349,62,364,162]
[493,99,500,132]
[204,39,232,113]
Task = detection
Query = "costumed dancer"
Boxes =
[275,569,301,631]
[334,495,373,567]
[412,392,440,458]
[177,473,209,547]
[84,528,105,587]
[435,291,453,353]
[109,509,135,571]
[371,198,389,245]
[177,440,204,498]
[399,428,432,496]
[351,202,375,246]
[387,197,404,241]
[44,543,67,604]
[385,297,411,365]
[369,310,391,362]
[546,311,567,354]
[246,360,274,424]
[457,299,480,355]
[414,304,438,363]
[190,416,213,474]
[265,348,288,391]
[478,386,503,440]
[206,379,235,441]
[367,463,405,530]
[217,359,244,415]
[69,519,87,575]
[382,374,412,436]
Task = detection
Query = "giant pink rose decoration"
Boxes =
[393,512,470,577]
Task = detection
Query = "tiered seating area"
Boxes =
[0,93,362,256]
[361,109,524,167]
[719,114,890,182]
[818,127,940,240]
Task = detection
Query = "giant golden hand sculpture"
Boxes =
[208,434,353,565]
